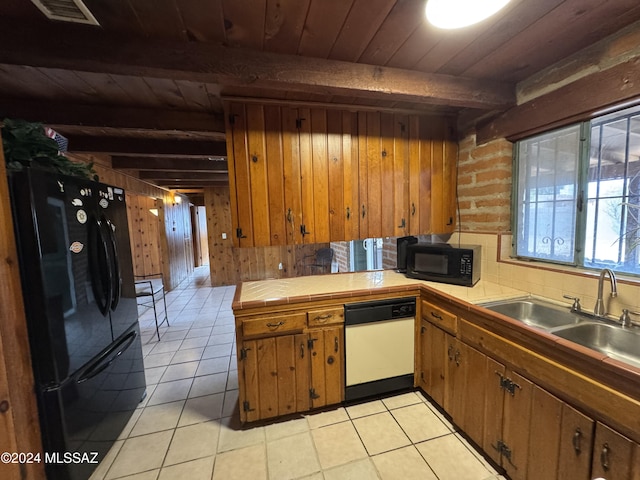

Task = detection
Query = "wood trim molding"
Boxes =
[476,57,640,144]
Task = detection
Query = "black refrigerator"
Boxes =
[9,168,146,480]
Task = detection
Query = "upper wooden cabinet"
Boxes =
[225,101,457,247]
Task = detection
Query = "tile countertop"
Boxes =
[233,270,527,310]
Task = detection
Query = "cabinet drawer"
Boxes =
[242,313,307,337]
[307,307,344,327]
[421,300,457,335]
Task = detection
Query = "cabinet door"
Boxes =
[591,422,640,480]
[526,386,564,479]
[420,320,447,406]
[451,341,490,447]
[240,334,309,422]
[501,371,533,480]
[308,325,344,409]
[282,106,304,245]
[226,102,254,247]
[407,116,457,235]
[556,403,594,480]
[483,357,506,466]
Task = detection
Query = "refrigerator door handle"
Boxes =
[77,330,137,384]
[104,217,121,311]
[89,216,114,316]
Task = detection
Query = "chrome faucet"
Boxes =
[594,268,617,317]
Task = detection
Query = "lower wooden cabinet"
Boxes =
[237,310,344,423]
[417,299,635,480]
[591,422,640,480]
[308,325,344,409]
[240,333,310,422]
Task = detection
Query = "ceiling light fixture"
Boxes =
[425,0,511,29]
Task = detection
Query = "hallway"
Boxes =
[89,266,505,480]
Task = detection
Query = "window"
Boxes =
[515,103,640,275]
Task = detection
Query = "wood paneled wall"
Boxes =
[126,194,163,276]
[204,186,328,285]
[0,150,45,479]
[68,153,193,290]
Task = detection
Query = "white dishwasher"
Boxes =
[344,297,416,401]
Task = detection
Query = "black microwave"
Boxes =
[405,243,481,286]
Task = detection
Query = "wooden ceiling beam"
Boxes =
[112,156,227,171]
[66,136,227,156]
[138,171,229,181]
[154,179,229,187]
[0,98,225,134]
[476,57,640,144]
[0,24,515,110]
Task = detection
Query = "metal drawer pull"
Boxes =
[430,311,443,320]
[266,321,285,328]
[572,428,582,454]
[313,314,333,322]
[601,443,610,471]
[300,343,304,359]
[334,336,339,353]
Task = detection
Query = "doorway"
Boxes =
[192,205,209,267]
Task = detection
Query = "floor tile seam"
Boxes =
[451,431,499,475]
[387,403,455,445]
[104,413,185,480]
[265,429,323,480]
[161,442,219,470]
[413,431,463,480]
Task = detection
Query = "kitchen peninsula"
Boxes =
[233,270,640,480]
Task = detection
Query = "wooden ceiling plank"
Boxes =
[297,0,354,58]
[264,0,311,54]
[176,0,227,43]
[464,0,640,82]
[0,66,51,100]
[438,0,564,77]
[414,0,530,73]
[0,65,67,100]
[142,77,189,109]
[127,0,187,41]
[83,0,144,33]
[67,136,227,156]
[383,16,442,70]
[38,68,102,102]
[222,0,267,49]
[175,79,215,111]
[74,71,138,104]
[109,74,163,107]
[357,0,427,66]
[112,157,227,171]
[329,0,396,62]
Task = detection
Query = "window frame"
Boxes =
[512,111,640,277]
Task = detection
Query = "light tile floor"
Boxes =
[90,266,507,480]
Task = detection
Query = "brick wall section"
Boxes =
[331,241,350,272]
[457,130,513,232]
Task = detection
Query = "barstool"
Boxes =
[135,273,169,340]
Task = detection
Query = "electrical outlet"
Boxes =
[222,233,227,240]
[278,262,283,270]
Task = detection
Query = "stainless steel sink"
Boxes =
[552,323,640,369]
[481,297,584,330]
[480,297,640,369]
